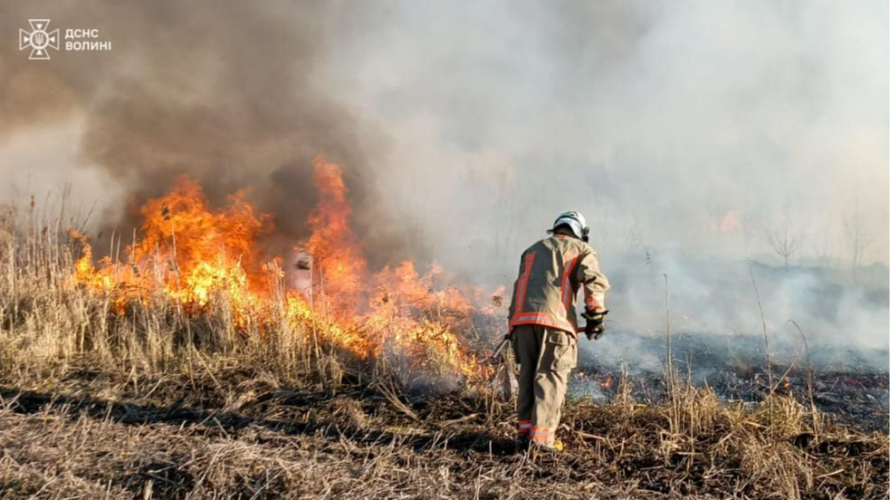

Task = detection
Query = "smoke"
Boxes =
[333,1,888,267]
[316,0,889,358]
[0,2,886,359]
[0,0,415,265]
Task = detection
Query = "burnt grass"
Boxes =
[575,331,890,433]
[0,365,887,499]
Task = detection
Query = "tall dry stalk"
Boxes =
[747,261,774,400]
[786,319,819,435]
[663,273,679,433]
[0,196,330,386]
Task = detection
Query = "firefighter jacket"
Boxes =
[508,235,610,335]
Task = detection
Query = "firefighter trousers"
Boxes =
[511,324,577,446]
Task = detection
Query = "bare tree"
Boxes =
[843,200,874,283]
[766,207,803,268]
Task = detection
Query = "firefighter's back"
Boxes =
[509,235,592,334]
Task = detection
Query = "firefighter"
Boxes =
[508,211,610,453]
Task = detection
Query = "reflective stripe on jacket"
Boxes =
[508,235,609,335]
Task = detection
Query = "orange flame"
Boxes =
[308,159,367,303]
[599,374,613,389]
[69,158,495,382]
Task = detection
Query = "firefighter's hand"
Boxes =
[583,309,608,341]
[586,325,604,341]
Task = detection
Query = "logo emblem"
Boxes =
[19,19,59,60]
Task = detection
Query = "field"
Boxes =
[1,362,887,499]
[0,165,887,499]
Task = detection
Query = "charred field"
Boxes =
[0,162,887,499]
[1,359,887,499]
[573,332,890,433]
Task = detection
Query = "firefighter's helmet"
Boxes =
[549,211,589,242]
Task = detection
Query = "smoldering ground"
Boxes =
[0,1,887,363]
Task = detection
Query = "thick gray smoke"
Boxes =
[319,1,889,363]
[1,2,887,362]
[0,0,417,265]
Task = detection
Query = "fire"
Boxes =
[70,177,270,322]
[599,374,613,389]
[710,210,742,234]
[69,157,494,382]
[307,159,367,303]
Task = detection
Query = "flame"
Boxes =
[69,158,494,382]
[70,177,270,322]
[710,210,742,234]
[307,159,367,303]
[599,374,613,389]
[783,377,791,389]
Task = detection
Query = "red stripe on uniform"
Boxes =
[530,426,552,441]
[561,256,579,310]
[512,251,537,322]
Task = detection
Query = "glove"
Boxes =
[583,309,609,340]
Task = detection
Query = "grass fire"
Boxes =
[0,1,887,499]
[67,158,491,384]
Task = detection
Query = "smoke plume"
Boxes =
[1,1,887,361]
[0,0,414,265]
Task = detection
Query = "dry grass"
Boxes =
[0,365,886,499]
[0,205,887,499]
[0,204,366,389]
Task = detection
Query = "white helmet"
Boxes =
[548,211,589,242]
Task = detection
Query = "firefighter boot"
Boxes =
[529,439,564,460]
[515,434,530,453]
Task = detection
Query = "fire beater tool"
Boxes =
[487,335,510,364]
[485,335,518,401]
